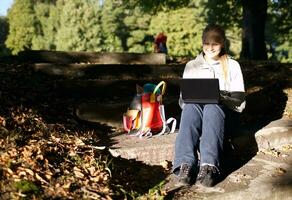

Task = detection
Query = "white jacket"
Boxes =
[179,53,246,112]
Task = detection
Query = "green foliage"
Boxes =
[142,181,166,200]
[123,0,191,13]
[124,8,153,53]
[202,0,242,27]
[225,27,242,58]
[4,0,291,61]
[0,17,8,44]
[265,0,292,62]
[100,0,125,52]
[14,180,40,195]
[55,0,103,51]
[0,16,10,56]
[5,0,36,55]
[31,1,59,50]
[149,6,206,56]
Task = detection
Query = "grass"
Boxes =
[14,180,40,195]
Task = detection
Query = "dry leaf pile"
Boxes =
[0,107,112,199]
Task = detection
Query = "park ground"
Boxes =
[0,59,291,199]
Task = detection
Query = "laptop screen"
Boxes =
[180,78,220,104]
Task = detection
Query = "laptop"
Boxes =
[180,78,220,104]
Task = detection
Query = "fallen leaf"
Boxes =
[87,166,96,177]
[75,137,85,146]
[281,144,292,151]
[0,116,6,126]
[45,173,52,180]
[18,171,26,177]
[35,173,49,184]
[275,167,286,176]
[160,160,172,171]
[23,168,34,176]
[74,167,85,178]
[90,176,101,182]
[62,182,71,189]
[6,167,14,175]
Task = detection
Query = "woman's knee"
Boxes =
[180,104,203,128]
[183,103,202,112]
[204,104,225,118]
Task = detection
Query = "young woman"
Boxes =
[172,24,246,187]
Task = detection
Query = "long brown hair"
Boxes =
[202,24,229,81]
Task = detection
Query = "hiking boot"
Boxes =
[177,163,192,186]
[196,165,220,187]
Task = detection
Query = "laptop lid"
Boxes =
[180,78,220,104]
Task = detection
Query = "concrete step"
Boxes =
[31,60,292,86]
[75,99,181,128]
[55,79,181,98]
[108,119,292,166]
[20,50,167,64]
[33,63,184,78]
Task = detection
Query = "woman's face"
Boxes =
[202,39,223,60]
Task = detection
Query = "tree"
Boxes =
[123,0,191,13]
[124,0,270,60]
[124,8,153,53]
[149,5,206,56]
[265,0,292,62]
[0,16,9,56]
[5,0,36,55]
[32,0,59,50]
[55,0,103,51]
[240,0,268,60]
[0,17,8,44]
[5,0,290,60]
[100,0,125,52]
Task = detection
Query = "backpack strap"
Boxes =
[151,81,166,102]
[155,105,177,136]
[155,117,177,136]
[166,117,177,133]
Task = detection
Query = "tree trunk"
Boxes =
[240,0,268,60]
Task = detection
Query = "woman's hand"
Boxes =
[219,91,246,112]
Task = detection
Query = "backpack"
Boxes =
[123,81,176,138]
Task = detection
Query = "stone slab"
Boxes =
[20,50,167,64]
[255,119,292,149]
[33,63,183,78]
[109,133,177,166]
[75,99,181,127]
[109,120,292,166]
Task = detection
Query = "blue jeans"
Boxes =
[172,104,226,173]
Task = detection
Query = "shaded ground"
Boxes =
[0,62,168,199]
[0,59,291,199]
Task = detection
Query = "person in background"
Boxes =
[172,24,246,187]
[154,32,168,54]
